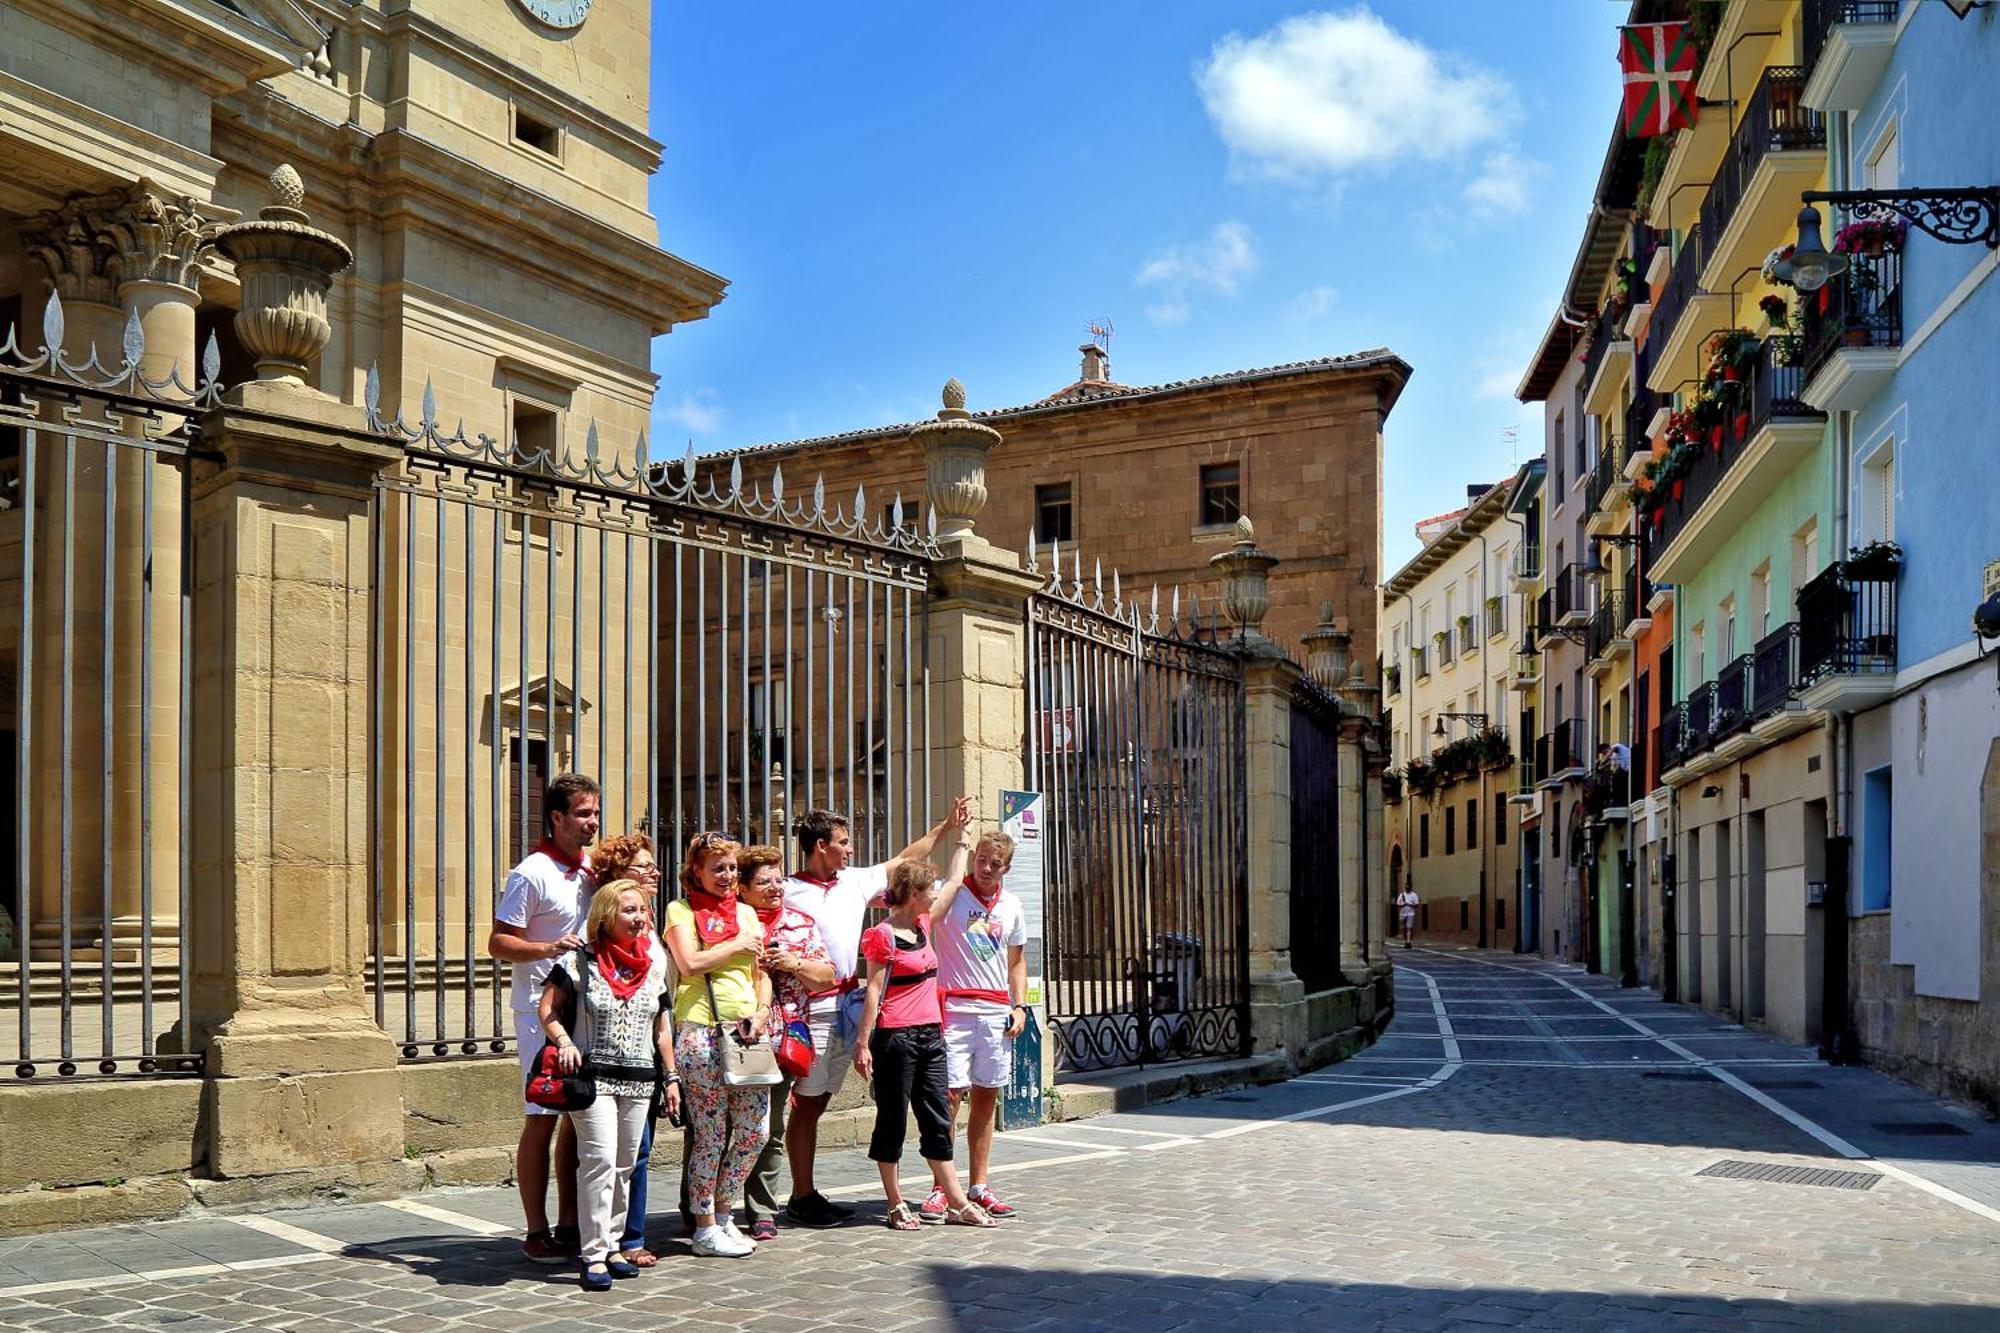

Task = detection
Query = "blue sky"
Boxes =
[648,2,1625,574]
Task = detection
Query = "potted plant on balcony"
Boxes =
[1383,769,1404,803]
[1833,216,1907,259]
[1759,293,1789,330]
[1474,725,1515,772]
[1845,538,1903,581]
[1404,758,1441,805]
[1762,243,1797,288]
[1485,594,1504,627]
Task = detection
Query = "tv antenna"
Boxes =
[1500,424,1520,466]
[1085,318,1114,353]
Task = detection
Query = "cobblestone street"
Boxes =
[6,950,1998,1332]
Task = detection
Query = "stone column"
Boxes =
[913,381,1045,1095]
[1339,673,1387,982]
[1333,713,1370,986]
[1211,520,1305,1059]
[179,168,408,1181]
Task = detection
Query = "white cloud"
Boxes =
[1463,148,1545,218]
[1470,322,1542,401]
[1135,221,1258,326]
[1196,8,1518,184]
[1289,284,1339,321]
[660,387,724,435]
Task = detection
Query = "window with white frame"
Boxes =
[1861,440,1896,544]
[1751,564,1771,639]
[1792,518,1820,602]
[1866,120,1899,192]
[1720,596,1736,661]
[1691,622,1706,685]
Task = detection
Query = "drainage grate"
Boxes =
[1747,1078,1823,1090]
[1873,1121,1970,1137]
[1641,1070,1710,1082]
[1696,1159,1881,1190]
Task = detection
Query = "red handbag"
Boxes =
[775,1016,815,1080]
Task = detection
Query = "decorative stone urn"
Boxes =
[210,164,352,385]
[1209,515,1279,640]
[1302,602,1353,690]
[912,377,1002,541]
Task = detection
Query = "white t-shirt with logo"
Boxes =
[782,861,890,1016]
[494,846,593,1012]
[935,885,1027,1017]
[1396,891,1420,918]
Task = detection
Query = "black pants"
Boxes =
[868,1024,952,1164]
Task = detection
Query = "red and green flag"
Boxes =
[1619,22,1698,138]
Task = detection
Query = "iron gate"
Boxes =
[1288,677,1344,992]
[1025,548,1247,1072]
[364,377,937,1061]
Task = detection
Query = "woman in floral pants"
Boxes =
[662,833,772,1259]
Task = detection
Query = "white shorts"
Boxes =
[944,1007,1013,1090]
[791,1011,852,1100]
[516,1011,561,1117]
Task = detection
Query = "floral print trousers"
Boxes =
[675,1025,771,1218]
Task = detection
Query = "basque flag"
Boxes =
[1619,22,1698,138]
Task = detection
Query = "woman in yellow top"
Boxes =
[663,832,773,1259]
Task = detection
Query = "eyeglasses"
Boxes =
[689,831,734,854]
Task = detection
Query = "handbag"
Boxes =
[775,1014,815,1081]
[525,953,597,1111]
[704,971,785,1087]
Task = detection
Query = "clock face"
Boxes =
[516,0,592,31]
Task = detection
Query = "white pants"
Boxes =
[568,1093,649,1264]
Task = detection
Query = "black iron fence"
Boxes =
[1289,680,1343,994]
[1699,67,1824,248]
[1586,593,1628,662]
[1650,225,1707,359]
[1798,559,1900,685]
[1751,622,1799,720]
[1801,247,1903,385]
[1714,654,1752,739]
[1803,0,1900,75]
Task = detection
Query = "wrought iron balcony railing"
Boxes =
[1750,621,1799,721]
[1714,654,1752,740]
[1651,225,1707,358]
[1684,682,1716,755]
[1412,644,1431,680]
[1549,717,1584,777]
[1698,67,1824,251]
[1798,559,1899,684]
[1800,247,1903,385]
[1656,703,1687,774]
[1586,593,1628,662]
[1584,435,1631,518]
[1803,0,1900,76]
[1551,562,1589,623]
[1512,541,1544,581]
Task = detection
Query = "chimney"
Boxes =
[1079,342,1110,383]
[1466,483,1487,502]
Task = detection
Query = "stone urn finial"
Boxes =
[209,162,352,385]
[912,377,1001,542]
[1302,602,1353,690]
[1209,514,1279,641]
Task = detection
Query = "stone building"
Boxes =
[707,343,1410,669]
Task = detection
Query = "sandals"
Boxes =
[885,1202,921,1231]
[944,1202,996,1228]
[620,1247,658,1267]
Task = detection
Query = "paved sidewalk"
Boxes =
[3,949,1996,1331]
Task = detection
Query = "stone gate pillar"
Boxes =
[181,168,407,1181]
[1212,520,1306,1058]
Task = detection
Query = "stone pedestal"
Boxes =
[1242,653,1306,1059]
[1335,715,1371,986]
[182,382,405,1179]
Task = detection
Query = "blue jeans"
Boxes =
[619,1102,657,1252]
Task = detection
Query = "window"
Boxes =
[1793,518,1821,601]
[1861,441,1896,544]
[1552,412,1566,493]
[1751,564,1771,639]
[1444,807,1456,855]
[1719,596,1736,662]
[512,105,563,158]
[1460,900,1471,930]
[1865,120,1899,192]
[1034,482,1073,544]
[1861,765,1893,910]
[1575,415,1589,482]
[1690,622,1706,685]
[512,399,557,455]
[1419,813,1431,858]
[1465,798,1478,850]
[1550,800,1562,858]
[507,737,551,867]
[1495,798,1508,846]
[1495,898,1507,930]
[1418,713,1432,757]
[1199,462,1242,526]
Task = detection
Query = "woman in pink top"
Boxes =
[852,855,996,1230]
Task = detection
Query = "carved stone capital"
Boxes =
[23,180,220,302]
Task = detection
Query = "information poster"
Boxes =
[999,789,1045,989]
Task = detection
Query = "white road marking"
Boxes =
[1413,948,2000,1228]
[1064,1123,1195,1138]
[380,1197,514,1236]
[225,1213,350,1253]
[988,1130,1150,1153]
[0,1252,336,1299]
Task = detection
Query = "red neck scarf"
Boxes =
[595,933,652,1001]
[538,838,585,875]
[688,886,741,946]
[966,877,1003,911]
[750,896,784,936]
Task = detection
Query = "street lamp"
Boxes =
[1781,188,2000,291]
[1434,711,1488,738]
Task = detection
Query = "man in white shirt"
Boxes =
[487,772,600,1264]
[922,828,1028,1222]
[1396,884,1420,949]
[779,799,968,1227]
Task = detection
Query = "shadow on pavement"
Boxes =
[923,1262,1995,1331]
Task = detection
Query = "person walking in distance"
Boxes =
[779,799,971,1228]
[921,828,1027,1222]
[1397,882,1420,949]
[487,772,602,1264]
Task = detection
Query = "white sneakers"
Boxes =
[691,1218,756,1258]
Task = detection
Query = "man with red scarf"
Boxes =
[487,771,601,1264]
[779,799,970,1227]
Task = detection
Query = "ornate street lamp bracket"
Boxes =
[1801,187,2000,250]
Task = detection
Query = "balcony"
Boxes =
[1643,339,1827,583]
[1797,559,1899,714]
[1748,621,1814,743]
[1413,644,1431,681]
[1584,435,1634,534]
[1622,569,1654,635]
[1803,1,1900,112]
[1582,305,1635,418]
[1435,632,1456,670]
[1583,764,1633,822]
[1511,647,1542,691]
[1550,562,1589,627]
[1457,617,1481,659]
[1547,717,1586,783]
[1385,663,1402,699]
[1647,226,1728,394]
[1656,704,1687,779]
[1711,654,1756,760]
[1685,682,1716,758]
[1698,67,1826,300]
[1510,540,1543,589]
[1585,594,1632,676]
[1801,247,1903,413]
[1623,393,1662,481]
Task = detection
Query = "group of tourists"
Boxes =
[488,773,1030,1289]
